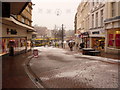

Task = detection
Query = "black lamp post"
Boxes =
[61,24,64,48]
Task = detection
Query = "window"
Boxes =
[93,0,94,6]
[96,12,98,27]
[111,2,116,17]
[88,17,89,30]
[85,17,89,30]
[28,7,31,13]
[28,21,31,25]
[21,17,25,23]
[92,14,94,28]
[96,0,99,3]
[13,15,17,19]
[101,10,104,27]
[108,29,120,49]
[82,21,84,29]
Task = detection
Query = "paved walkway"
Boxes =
[30,47,119,88]
[58,44,120,60]
[2,51,36,88]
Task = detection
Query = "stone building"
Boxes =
[89,1,105,51]
[104,2,120,54]
[75,0,120,54]
[0,2,36,56]
[74,13,77,34]
[76,1,90,48]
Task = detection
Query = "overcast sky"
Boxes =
[32,0,81,30]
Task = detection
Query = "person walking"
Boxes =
[79,42,85,49]
[63,40,66,49]
[68,40,75,51]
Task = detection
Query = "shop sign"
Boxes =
[81,32,89,38]
[7,28,17,35]
[92,31,99,34]
[11,29,17,35]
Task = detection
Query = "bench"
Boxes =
[88,50,101,56]
[82,48,95,55]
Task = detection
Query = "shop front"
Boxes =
[1,16,35,56]
[0,37,27,56]
[91,37,105,50]
[89,29,105,51]
[81,32,90,48]
[106,29,120,54]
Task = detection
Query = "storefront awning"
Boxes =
[32,32,38,35]
[89,35,105,37]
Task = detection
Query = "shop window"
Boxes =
[108,34,114,46]
[115,31,120,49]
[0,38,2,55]
[115,34,120,47]
[108,30,120,49]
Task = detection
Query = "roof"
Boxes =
[1,1,30,15]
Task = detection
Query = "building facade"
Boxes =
[0,2,35,56]
[104,2,120,54]
[75,0,120,54]
[89,1,105,51]
[76,1,90,48]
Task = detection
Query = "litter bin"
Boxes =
[88,50,100,56]
[82,48,95,55]
[33,49,39,58]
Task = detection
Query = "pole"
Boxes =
[62,24,64,48]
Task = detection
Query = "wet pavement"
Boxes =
[2,51,36,88]
[30,47,119,88]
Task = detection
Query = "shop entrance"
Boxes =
[92,37,105,50]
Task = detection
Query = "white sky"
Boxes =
[32,0,81,30]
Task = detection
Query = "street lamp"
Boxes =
[61,24,66,48]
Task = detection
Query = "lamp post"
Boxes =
[62,24,64,48]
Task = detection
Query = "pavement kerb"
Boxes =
[58,47,120,64]
[25,47,119,88]
[73,54,120,64]
[24,55,47,88]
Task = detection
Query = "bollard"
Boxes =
[33,49,39,58]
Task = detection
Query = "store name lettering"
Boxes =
[92,31,99,34]
[7,28,17,35]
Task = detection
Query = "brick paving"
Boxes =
[2,51,36,88]
[30,47,119,88]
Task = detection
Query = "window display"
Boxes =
[0,37,27,56]
[107,29,120,49]
[115,34,120,48]
[108,34,114,46]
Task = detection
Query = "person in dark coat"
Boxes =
[68,41,75,51]
[79,42,85,49]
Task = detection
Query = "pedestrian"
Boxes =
[79,42,85,49]
[8,41,15,56]
[68,41,75,51]
[63,40,66,49]
[76,43,79,49]
[99,41,104,49]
